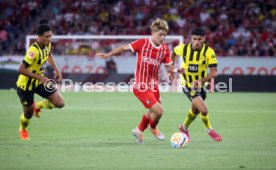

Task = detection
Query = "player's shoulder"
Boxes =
[28,45,37,52]
[137,38,147,43]
[26,43,42,58]
[29,42,41,52]
[130,38,147,46]
[174,43,185,49]
[141,38,149,44]
[162,42,169,48]
[205,45,215,55]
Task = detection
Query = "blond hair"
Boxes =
[150,18,169,33]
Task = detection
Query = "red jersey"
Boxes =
[129,38,172,90]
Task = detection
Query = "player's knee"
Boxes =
[155,107,163,117]
[23,105,34,119]
[192,108,200,114]
[24,111,33,119]
[200,107,208,116]
[54,100,65,108]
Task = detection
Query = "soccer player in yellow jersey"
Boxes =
[170,28,222,142]
[16,25,64,140]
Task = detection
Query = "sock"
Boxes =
[138,114,150,132]
[36,100,55,109]
[183,108,197,129]
[200,114,212,130]
[19,113,30,131]
[149,117,159,129]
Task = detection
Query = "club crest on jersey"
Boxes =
[28,51,35,58]
[146,99,151,105]
[142,56,160,66]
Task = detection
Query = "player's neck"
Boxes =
[37,41,46,49]
[191,43,204,51]
[149,38,161,48]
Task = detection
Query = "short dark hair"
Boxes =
[192,28,205,36]
[37,25,51,35]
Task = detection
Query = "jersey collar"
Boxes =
[149,38,162,49]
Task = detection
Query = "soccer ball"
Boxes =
[170,132,188,148]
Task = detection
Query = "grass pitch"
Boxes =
[0,90,275,169]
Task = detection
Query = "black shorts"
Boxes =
[17,83,57,106]
[182,87,207,101]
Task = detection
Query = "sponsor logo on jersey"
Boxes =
[142,56,160,66]
[188,64,198,73]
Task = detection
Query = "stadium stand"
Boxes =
[0,0,275,56]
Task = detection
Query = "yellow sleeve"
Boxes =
[48,43,51,54]
[23,46,39,66]
[173,44,184,57]
[206,48,218,67]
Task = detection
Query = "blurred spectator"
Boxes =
[106,58,117,74]
[0,0,275,57]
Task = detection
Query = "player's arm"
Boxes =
[193,67,218,89]
[171,52,177,66]
[18,62,48,84]
[168,52,179,81]
[168,44,184,80]
[193,49,218,88]
[200,67,218,83]
[47,53,62,82]
[164,49,184,74]
[96,44,131,59]
[165,64,185,75]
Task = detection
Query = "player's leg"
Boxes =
[131,110,151,144]
[148,102,165,140]
[179,87,200,142]
[34,84,64,118]
[192,96,222,141]
[183,104,200,129]
[137,110,151,132]
[192,96,210,128]
[17,88,34,140]
[179,103,199,142]
[132,88,163,143]
[46,91,65,108]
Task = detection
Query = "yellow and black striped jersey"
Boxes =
[16,42,51,91]
[173,43,217,88]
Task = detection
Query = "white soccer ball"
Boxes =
[170,132,188,148]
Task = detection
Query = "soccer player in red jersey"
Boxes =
[96,18,184,144]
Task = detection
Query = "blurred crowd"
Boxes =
[1,0,276,57]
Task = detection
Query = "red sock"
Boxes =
[149,117,159,129]
[138,114,149,132]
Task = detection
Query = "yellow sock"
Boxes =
[183,109,197,129]
[19,113,30,131]
[36,100,55,109]
[200,114,212,130]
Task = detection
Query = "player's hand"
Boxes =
[169,73,175,81]
[192,80,202,89]
[54,71,62,83]
[38,76,49,84]
[177,68,185,74]
[96,53,110,59]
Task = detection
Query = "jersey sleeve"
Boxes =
[163,46,172,65]
[48,43,52,55]
[129,39,145,53]
[206,48,218,67]
[173,44,184,56]
[23,46,38,67]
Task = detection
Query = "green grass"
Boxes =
[0,90,276,170]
